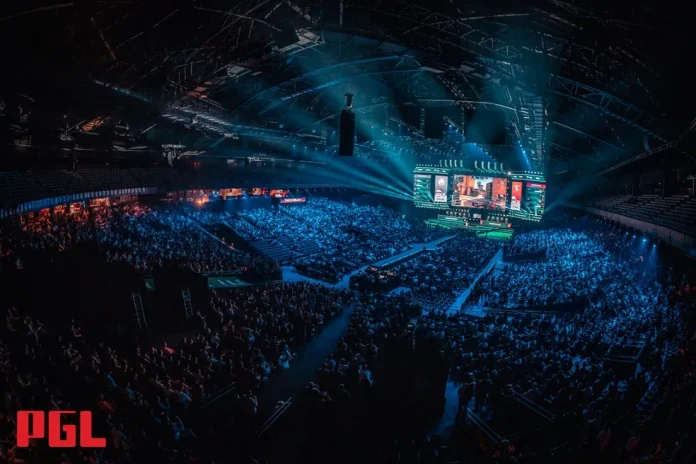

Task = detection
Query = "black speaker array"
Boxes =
[339,109,355,156]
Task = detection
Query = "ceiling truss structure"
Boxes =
[1,0,682,174]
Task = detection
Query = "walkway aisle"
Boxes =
[430,379,461,439]
[257,301,356,416]
[445,248,503,315]
[281,234,456,289]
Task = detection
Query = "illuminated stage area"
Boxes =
[413,164,546,222]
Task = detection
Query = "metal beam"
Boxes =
[258,68,423,114]
[599,115,696,174]
[550,142,599,163]
[416,99,516,111]
[551,122,630,154]
[547,75,668,143]
[239,56,416,110]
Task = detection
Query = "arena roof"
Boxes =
[1,0,694,175]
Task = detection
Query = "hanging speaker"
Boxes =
[339,109,355,156]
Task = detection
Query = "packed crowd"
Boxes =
[0,281,351,464]
[0,306,208,463]
[286,199,447,282]
[395,235,500,310]
[208,282,350,388]
[468,229,631,308]
[502,229,569,256]
[301,292,425,459]
[96,204,275,274]
[410,225,694,461]
[227,199,449,282]
[3,199,696,463]
[0,202,278,276]
[0,207,94,259]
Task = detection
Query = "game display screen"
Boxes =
[524,182,546,217]
[412,167,545,221]
[413,174,433,203]
[451,175,507,210]
[510,181,522,211]
[434,175,449,203]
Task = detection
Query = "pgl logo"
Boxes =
[17,411,107,448]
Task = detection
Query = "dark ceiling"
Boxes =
[0,0,693,175]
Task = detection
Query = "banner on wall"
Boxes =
[510,181,522,211]
[280,197,306,204]
[434,175,448,203]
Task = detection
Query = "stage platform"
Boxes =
[426,215,513,240]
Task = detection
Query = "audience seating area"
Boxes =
[1,196,696,464]
[0,166,346,210]
[228,198,450,282]
[588,194,696,237]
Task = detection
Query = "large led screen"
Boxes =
[510,181,522,211]
[413,174,432,203]
[452,175,508,210]
[434,175,449,203]
[524,182,546,216]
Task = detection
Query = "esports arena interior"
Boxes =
[1,1,696,463]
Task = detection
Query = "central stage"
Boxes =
[425,215,514,240]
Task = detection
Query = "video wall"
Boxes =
[508,179,546,220]
[434,175,449,203]
[412,167,546,221]
[452,175,507,210]
[413,174,433,203]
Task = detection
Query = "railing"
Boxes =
[200,382,238,409]
[255,397,293,438]
[464,408,508,458]
[508,390,556,422]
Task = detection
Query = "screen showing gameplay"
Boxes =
[434,175,449,203]
[413,174,433,203]
[452,175,508,210]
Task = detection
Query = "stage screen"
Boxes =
[524,182,546,217]
[510,181,522,211]
[434,175,448,203]
[452,175,507,210]
[413,174,432,202]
